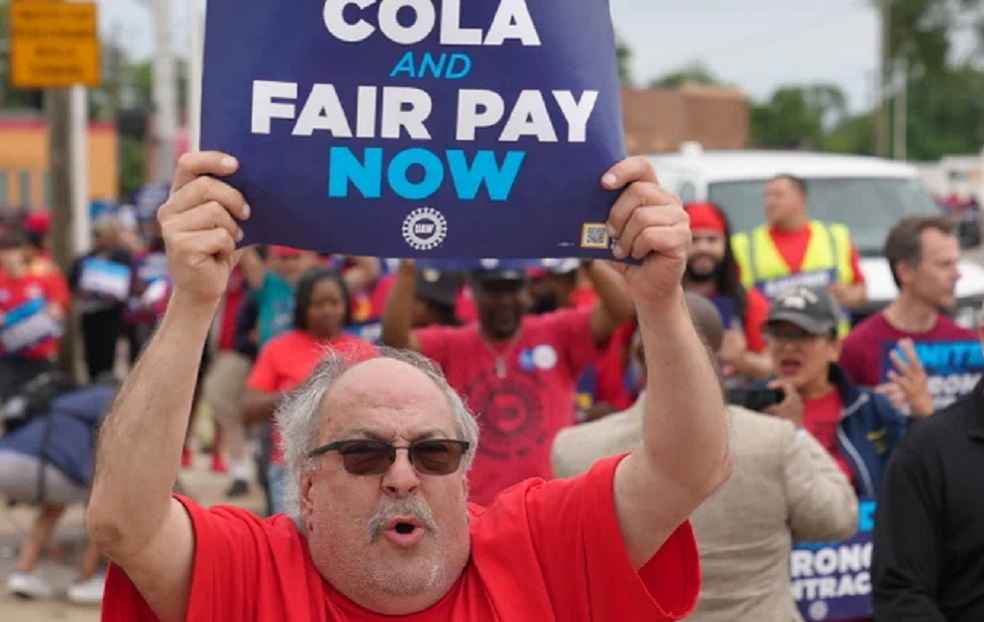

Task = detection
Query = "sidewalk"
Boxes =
[0,452,264,621]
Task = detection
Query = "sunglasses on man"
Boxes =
[307,439,470,476]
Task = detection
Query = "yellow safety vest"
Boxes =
[732,221,856,336]
[732,221,855,297]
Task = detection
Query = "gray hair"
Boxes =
[275,347,479,527]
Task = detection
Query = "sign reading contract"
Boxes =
[792,499,876,621]
[201,0,625,258]
[10,0,101,88]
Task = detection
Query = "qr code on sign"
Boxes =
[580,223,610,249]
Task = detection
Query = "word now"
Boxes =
[323,0,540,46]
[252,82,599,144]
[328,147,525,201]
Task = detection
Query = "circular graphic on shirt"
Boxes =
[464,372,545,462]
[532,345,558,371]
[807,601,828,621]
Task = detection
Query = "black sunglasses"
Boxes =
[307,439,470,476]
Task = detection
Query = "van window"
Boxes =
[709,177,939,254]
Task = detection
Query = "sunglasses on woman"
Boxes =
[307,438,470,476]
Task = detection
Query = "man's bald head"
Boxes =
[685,293,724,354]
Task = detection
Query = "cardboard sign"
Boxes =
[792,498,876,621]
[201,0,625,258]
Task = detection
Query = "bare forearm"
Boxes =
[639,289,731,499]
[89,294,216,556]
[381,261,417,349]
[243,390,281,424]
[586,261,634,341]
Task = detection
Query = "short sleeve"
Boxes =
[102,496,318,622]
[849,243,866,284]
[247,341,280,392]
[744,289,769,353]
[414,325,460,370]
[525,455,699,620]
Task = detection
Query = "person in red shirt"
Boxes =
[734,174,868,312]
[0,231,66,400]
[684,202,772,382]
[841,217,980,415]
[381,258,635,505]
[243,266,375,514]
[88,152,731,622]
[761,287,906,498]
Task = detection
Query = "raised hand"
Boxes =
[158,152,251,307]
[602,157,690,313]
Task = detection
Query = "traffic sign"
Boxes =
[10,0,101,88]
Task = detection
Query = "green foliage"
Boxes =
[750,85,848,150]
[119,135,145,201]
[650,62,722,89]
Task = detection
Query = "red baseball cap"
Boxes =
[269,245,303,258]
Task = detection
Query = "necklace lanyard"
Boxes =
[482,331,523,380]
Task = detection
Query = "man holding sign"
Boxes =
[840,217,982,415]
[89,151,731,621]
[200,0,625,258]
[873,303,984,622]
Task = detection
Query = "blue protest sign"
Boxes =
[202,0,625,258]
[792,498,876,621]
[880,340,984,411]
[79,258,132,302]
[0,299,62,355]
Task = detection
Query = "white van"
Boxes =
[648,145,984,329]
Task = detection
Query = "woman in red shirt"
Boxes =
[244,267,375,514]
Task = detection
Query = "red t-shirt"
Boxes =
[743,288,769,353]
[769,226,865,285]
[803,390,853,482]
[416,309,600,505]
[248,331,375,463]
[0,270,65,360]
[840,311,979,409]
[100,455,699,622]
[28,255,71,310]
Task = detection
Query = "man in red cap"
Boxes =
[684,202,772,382]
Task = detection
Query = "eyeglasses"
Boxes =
[307,439,470,476]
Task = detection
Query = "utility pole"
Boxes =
[151,0,178,184]
[188,0,205,152]
[876,0,892,158]
[893,61,907,161]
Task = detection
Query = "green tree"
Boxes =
[650,62,721,89]
[750,85,848,149]
[616,35,632,85]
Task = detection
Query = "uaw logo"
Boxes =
[402,208,448,251]
[464,373,545,462]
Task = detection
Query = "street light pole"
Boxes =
[876,0,892,157]
[151,0,178,184]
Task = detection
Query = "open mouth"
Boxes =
[383,517,425,548]
[779,359,802,376]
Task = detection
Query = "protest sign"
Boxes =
[0,299,63,355]
[880,340,984,410]
[201,0,625,258]
[78,257,132,302]
[792,498,876,621]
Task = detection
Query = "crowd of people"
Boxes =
[0,160,982,620]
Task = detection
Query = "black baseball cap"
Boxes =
[415,269,461,309]
[764,287,841,336]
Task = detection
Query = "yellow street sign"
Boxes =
[11,0,101,88]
